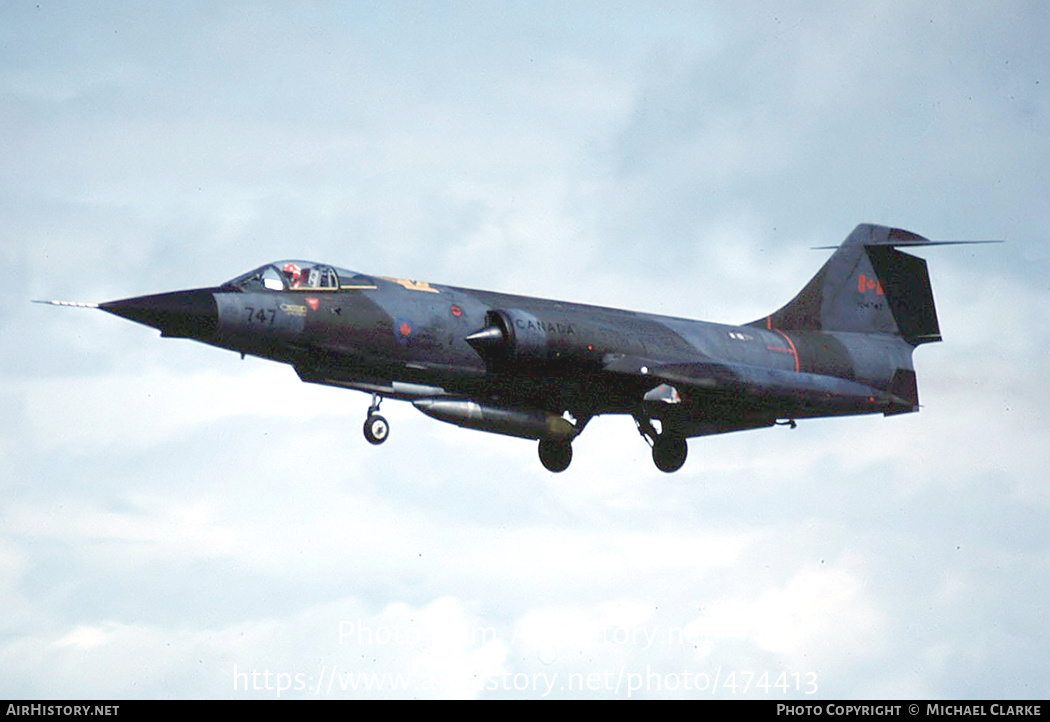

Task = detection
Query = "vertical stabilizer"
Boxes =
[749,224,945,345]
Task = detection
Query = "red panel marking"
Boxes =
[450,305,462,317]
[305,297,319,311]
[772,329,800,372]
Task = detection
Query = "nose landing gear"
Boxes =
[363,393,389,445]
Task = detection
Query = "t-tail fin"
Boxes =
[749,224,998,345]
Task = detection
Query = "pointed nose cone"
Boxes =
[465,325,507,350]
[100,288,218,340]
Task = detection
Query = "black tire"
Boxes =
[363,414,390,445]
[538,439,572,473]
[652,434,687,473]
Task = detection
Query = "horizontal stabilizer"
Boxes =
[813,239,1003,249]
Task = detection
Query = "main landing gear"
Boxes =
[635,416,688,473]
[363,393,389,445]
[538,438,572,473]
[536,412,588,473]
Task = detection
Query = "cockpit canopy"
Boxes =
[224,261,348,292]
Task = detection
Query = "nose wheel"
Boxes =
[364,414,389,445]
[363,394,389,445]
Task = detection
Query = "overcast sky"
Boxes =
[2,1,1048,699]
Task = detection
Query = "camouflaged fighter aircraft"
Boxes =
[38,224,997,473]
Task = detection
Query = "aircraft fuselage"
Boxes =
[45,224,993,472]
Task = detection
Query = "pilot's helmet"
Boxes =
[281,262,302,286]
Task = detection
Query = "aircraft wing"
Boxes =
[602,353,913,425]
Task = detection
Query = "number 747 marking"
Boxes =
[244,306,276,327]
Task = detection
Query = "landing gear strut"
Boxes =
[363,393,389,445]
[635,416,688,473]
[538,438,572,473]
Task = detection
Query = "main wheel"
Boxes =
[363,414,390,445]
[538,439,572,473]
[652,434,687,473]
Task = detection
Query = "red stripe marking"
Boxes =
[772,329,800,372]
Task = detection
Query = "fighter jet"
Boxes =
[38,224,996,473]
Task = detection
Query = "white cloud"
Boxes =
[686,559,886,667]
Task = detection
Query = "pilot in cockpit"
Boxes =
[281,262,303,288]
